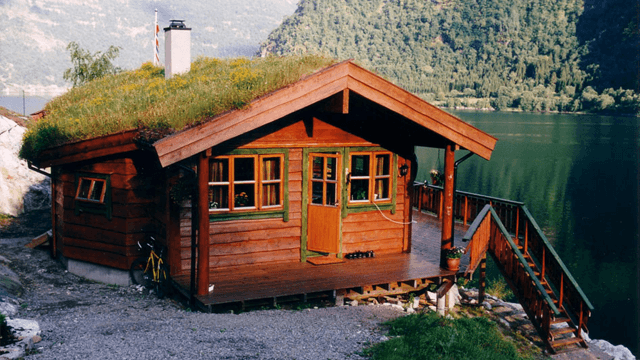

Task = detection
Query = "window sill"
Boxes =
[209,209,288,222]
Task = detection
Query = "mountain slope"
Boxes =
[259,0,639,114]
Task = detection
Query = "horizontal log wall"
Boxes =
[59,157,158,270]
[175,118,411,275]
[342,179,406,255]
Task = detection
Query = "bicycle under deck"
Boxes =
[171,211,470,312]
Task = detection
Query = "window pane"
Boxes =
[375,179,390,200]
[77,178,91,199]
[351,155,369,176]
[209,185,229,209]
[351,179,369,201]
[311,181,323,204]
[312,157,323,180]
[89,180,104,201]
[262,157,280,181]
[210,159,229,182]
[375,154,390,176]
[326,157,337,181]
[234,184,255,207]
[262,184,280,206]
[234,158,254,181]
[326,182,337,206]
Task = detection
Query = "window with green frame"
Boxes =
[348,151,392,204]
[208,153,285,213]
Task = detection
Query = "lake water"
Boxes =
[0,96,50,116]
[416,111,639,355]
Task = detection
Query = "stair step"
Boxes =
[551,336,583,348]
[550,316,571,325]
[551,326,577,337]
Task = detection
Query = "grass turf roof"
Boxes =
[19,55,338,162]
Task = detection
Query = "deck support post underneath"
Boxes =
[478,253,487,304]
[197,152,210,296]
[440,144,455,268]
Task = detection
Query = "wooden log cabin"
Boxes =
[31,59,498,308]
[28,51,596,352]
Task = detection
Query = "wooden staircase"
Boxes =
[462,204,593,354]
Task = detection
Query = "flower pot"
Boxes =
[446,258,460,271]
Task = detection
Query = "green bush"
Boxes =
[367,313,528,360]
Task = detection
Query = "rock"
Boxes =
[0,264,23,298]
[590,339,635,360]
[482,301,492,310]
[1,318,41,359]
[349,300,358,307]
[426,291,437,304]
[412,297,420,309]
[0,115,50,217]
[406,307,415,314]
[0,302,18,317]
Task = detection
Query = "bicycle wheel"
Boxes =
[130,257,153,288]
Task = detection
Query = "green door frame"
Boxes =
[301,147,345,262]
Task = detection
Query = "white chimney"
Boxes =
[164,19,191,79]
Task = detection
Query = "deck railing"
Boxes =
[463,205,560,345]
[413,182,594,352]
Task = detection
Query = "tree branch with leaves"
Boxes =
[63,42,122,87]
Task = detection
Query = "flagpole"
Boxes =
[154,9,160,66]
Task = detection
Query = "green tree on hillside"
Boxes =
[63,42,122,87]
[260,0,639,115]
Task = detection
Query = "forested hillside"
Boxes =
[260,0,639,114]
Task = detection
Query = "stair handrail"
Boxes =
[520,205,594,314]
[463,205,561,316]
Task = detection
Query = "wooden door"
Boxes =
[307,153,341,254]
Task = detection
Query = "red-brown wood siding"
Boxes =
[58,157,160,270]
[174,117,412,276]
[342,173,406,255]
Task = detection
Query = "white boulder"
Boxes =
[0,115,50,216]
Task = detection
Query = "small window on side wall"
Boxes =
[74,173,111,219]
[76,177,107,203]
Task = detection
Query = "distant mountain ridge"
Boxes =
[0,0,298,96]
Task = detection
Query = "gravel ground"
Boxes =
[1,234,405,360]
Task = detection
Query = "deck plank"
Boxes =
[173,210,470,307]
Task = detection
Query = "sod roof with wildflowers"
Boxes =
[19,55,338,162]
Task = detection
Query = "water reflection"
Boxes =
[416,111,639,355]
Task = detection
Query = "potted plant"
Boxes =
[430,169,443,186]
[234,192,250,207]
[445,246,465,271]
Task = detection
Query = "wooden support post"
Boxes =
[479,253,487,304]
[541,248,546,279]
[197,153,210,296]
[515,207,520,244]
[50,175,57,259]
[440,144,455,268]
[524,221,529,254]
[463,196,468,226]
[559,274,564,309]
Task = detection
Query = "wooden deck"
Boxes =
[173,210,470,311]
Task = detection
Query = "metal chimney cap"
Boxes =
[164,19,191,31]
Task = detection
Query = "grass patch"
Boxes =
[20,55,338,162]
[486,278,515,302]
[365,312,534,360]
